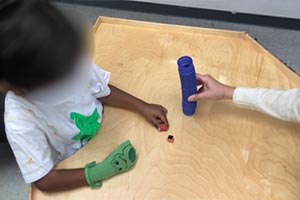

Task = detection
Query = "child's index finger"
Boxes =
[158,115,169,131]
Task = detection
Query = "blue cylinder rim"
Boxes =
[177,56,193,68]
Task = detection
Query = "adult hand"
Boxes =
[188,74,235,102]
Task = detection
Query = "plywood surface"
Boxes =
[30,17,300,200]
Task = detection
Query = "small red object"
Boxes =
[159,123,167,132]
[167,135,174,143]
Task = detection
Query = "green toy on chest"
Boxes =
[70,108,101,142]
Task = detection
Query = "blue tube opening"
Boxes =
[177,56,193,68]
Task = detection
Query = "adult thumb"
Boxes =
[188,94,200,102]
[188,91,210,101]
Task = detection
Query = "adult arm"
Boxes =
[233,87,300,122]
[188,74,300,123]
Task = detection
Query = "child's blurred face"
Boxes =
[0,0,93,97]
[0,53,92,99]
[25,53,94,104]
[0,6,95,103]
[28,20,95,101]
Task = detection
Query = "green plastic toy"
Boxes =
[84,140,137,188]
[70,108,101,142]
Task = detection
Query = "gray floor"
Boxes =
[1,2,300,200]
[0,143,28,200]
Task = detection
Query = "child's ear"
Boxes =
[0,81,12,94]
[0,81,25,95]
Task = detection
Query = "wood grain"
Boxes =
[30,17,300,200]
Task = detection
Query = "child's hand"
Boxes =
[188,74,235,101]
[141,103,169,131]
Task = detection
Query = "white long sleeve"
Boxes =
[233,87,300,123]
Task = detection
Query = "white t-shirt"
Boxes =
[5,63,111,183]
[233,87,300,122]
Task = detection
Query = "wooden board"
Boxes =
[30,17,300,200]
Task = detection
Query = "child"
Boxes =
[0,0,169,192]
[188,74,300,122]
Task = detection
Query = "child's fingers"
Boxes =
[151,118,161,130]
[157,106,168,127]
[158,112,169,129]
[163,107,168,114]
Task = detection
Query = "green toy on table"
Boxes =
[84,140,137,188]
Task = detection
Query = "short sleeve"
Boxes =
[89,63,111,98]
[5,106,54,183]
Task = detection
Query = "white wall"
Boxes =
[131,0,300,19]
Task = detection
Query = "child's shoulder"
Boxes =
[5,91,39,129]
[5,91,35,111]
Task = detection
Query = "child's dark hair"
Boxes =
[0,0,83,89]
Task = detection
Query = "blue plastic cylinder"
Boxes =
[177,56,197,116]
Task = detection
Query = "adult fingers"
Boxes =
[188,91,209,102]
[195,74,205,85]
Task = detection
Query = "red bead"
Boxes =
[159,123,167,132]
[167,135,174,143]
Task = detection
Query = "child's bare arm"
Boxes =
[34,169,87,192]
[100,85,147,112]
[100,84,169,130]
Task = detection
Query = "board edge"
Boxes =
[95,16,246,39]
